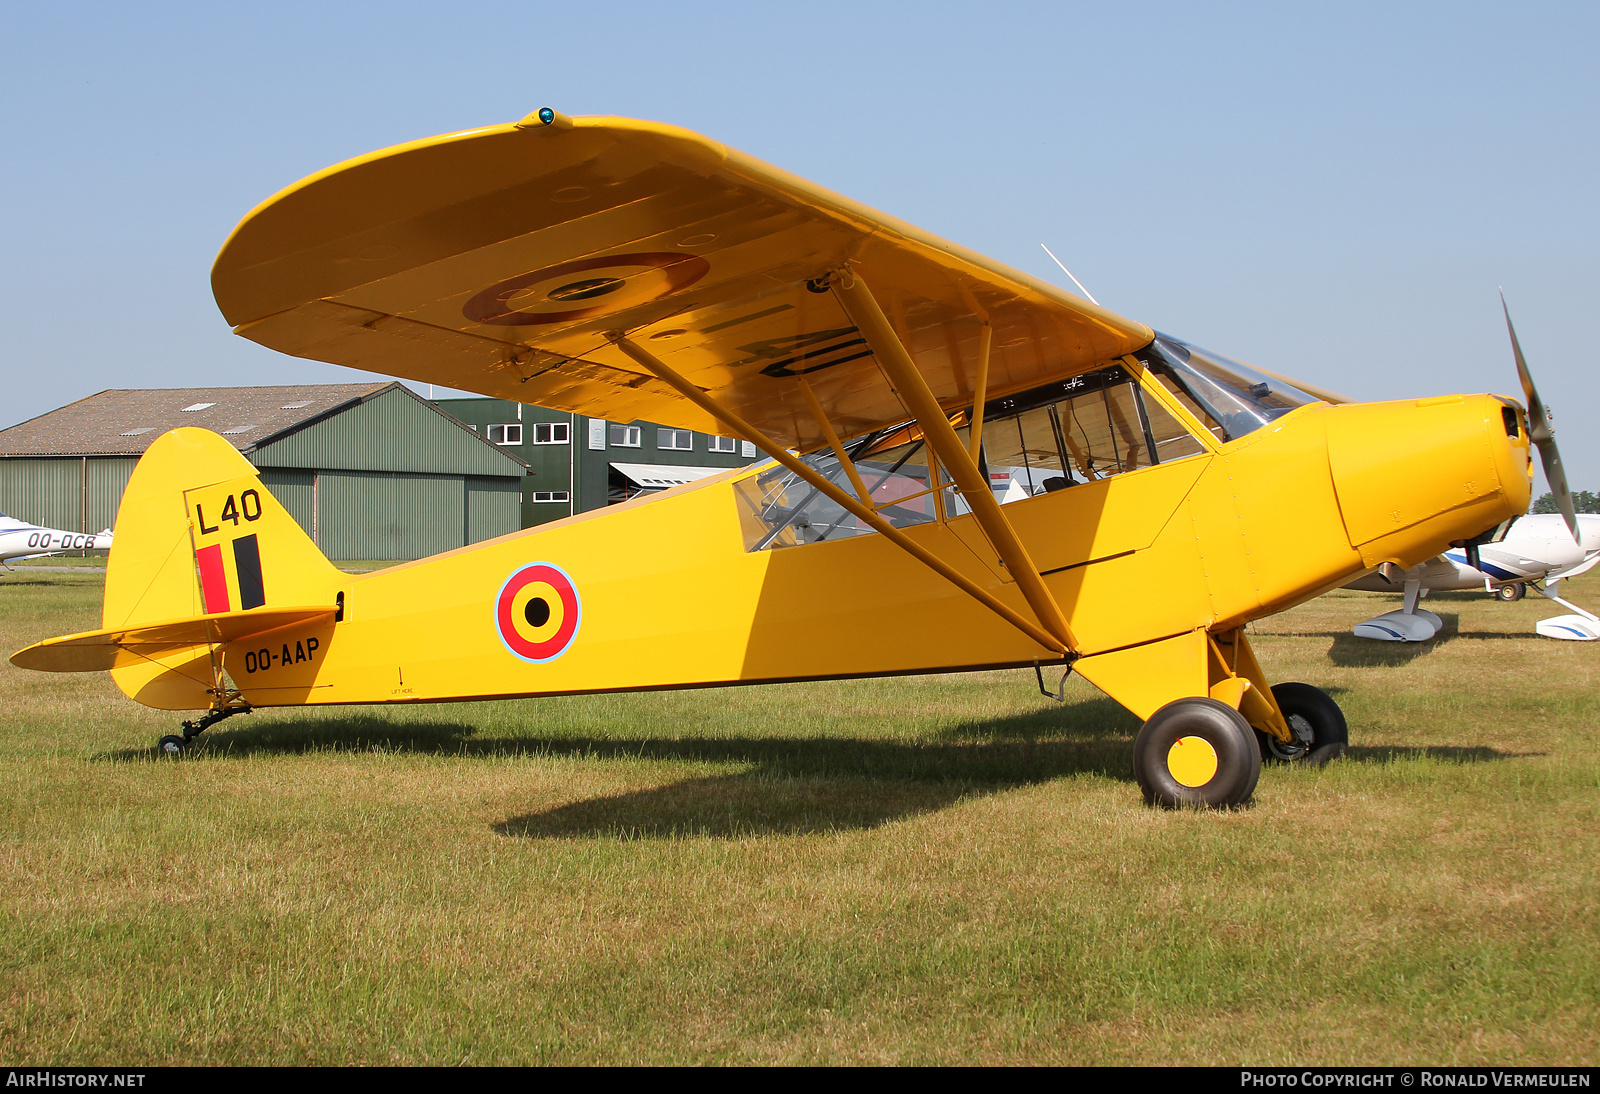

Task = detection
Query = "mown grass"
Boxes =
[0,571,1596,1065]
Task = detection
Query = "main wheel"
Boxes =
[1495,582,1526,602]
[1133,697,1261,809]
[1256,682,1348,765]
[158,734,187,756]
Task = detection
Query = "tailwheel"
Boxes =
[1256,682,1347,766]
[155,703,250,757]
[1134,697,1261,809]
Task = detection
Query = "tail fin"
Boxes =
[97,427,342,707]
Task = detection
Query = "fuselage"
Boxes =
[104,352,1532,713]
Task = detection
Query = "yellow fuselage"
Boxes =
[128,390,1526,720]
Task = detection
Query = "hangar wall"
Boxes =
[0,457,135,532]
[0,383,530,561]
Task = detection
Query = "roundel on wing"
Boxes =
[495,562,582,663]
[463,252,710,327]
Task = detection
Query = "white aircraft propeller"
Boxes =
[1502,293,1578,541]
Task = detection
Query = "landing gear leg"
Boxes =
[1255,682,1348,766]
[157,704,249,755]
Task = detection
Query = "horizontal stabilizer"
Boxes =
[10,607,335,673]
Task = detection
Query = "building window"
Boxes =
[658,428,693,450]
[532,422,570,444]
[708,435,737,453]
[532,491,570,503]
[609,424,642,447]
[487,424,523,445]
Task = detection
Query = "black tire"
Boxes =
[1133,697,1261,809]
[1494,582,1526,603]
[158,734,187,756]
[1256,682,1348,765]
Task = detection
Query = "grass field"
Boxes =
[1,567,1596,1065]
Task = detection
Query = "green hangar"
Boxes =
[0,384,764,559]
[0,383,529,560]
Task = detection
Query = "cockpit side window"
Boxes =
[974,364,1206,504]
[732,360,1217,550]
[1146,370,1228,445]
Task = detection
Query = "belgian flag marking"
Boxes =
[196,534,266,613]
[495,562,581,663]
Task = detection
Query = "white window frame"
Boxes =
[487,424,523,445]
[657,427,694,451]
[532,422,570,445]
[708,435,737,454]
[609,424,642,448]
[531,491,570,503]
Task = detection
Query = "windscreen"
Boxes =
[1140,334,1318,441]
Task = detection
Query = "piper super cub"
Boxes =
[12,109,1580,808]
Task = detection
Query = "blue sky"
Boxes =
[2,1,1595,493]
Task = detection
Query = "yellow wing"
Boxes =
[213,111,1155,451]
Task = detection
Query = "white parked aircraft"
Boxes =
[1346,513,1600,642]
[0,512,113,569]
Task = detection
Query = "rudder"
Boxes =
[103,428,343,708]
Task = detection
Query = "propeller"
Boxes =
[1502,293,1578,542]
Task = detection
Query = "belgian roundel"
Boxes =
[495,563,582,663]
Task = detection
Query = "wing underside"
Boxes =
[214,115,1156,451]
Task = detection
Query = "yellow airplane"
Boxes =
[12,109,1572,809]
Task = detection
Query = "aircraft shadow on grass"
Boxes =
[1342,744,1539,764]
[108,698,1145,837]
[104,696,1530,839]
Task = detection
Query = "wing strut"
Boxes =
[968,322,993,463]
[825,268,1080,654]
[610,335,1069,656]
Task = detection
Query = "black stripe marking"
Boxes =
[700,304,794,334]
[233,533,265,610]
[1038,549,1136,578]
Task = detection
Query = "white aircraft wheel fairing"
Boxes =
[1535,615,1600,641]
[1352,609,1441,642]
[1133,697,1260,810]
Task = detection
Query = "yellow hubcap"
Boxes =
[1167,735,1219,788]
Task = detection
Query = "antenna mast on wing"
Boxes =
[1040,244,1100,306]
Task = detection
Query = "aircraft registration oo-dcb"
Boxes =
[14,108,1569,808]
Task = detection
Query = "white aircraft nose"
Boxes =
[1578,514,1600,554]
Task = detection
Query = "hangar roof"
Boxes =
[0,384,396,457]
[0,384,527,480]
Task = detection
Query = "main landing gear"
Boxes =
[1131,683,1347,809]
[1134,698,1261,809]
[157,704,250,756]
